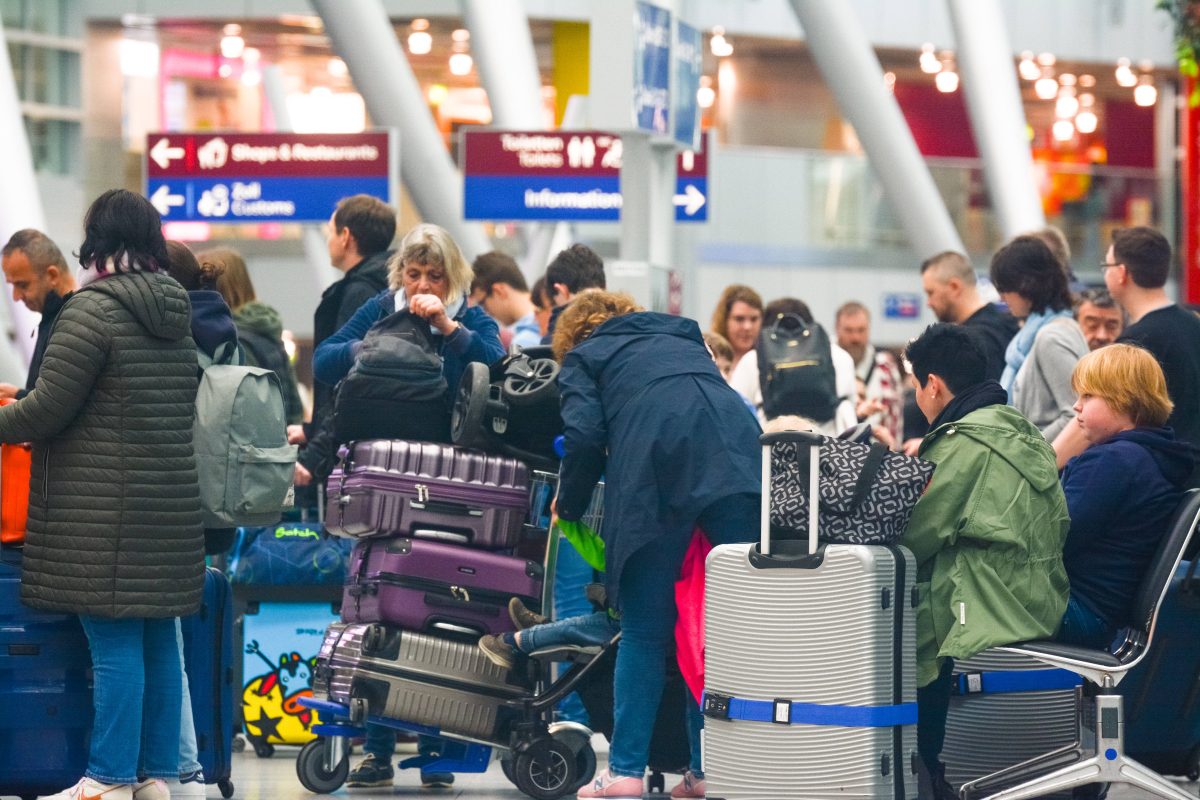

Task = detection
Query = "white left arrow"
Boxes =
[150,184,185,216]
[150,137,185,170]
[673,183,706,216]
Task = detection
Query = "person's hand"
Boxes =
[0,383,19,400]
[410,293,458,336]
[856,398,884,420]
[294,462,313,487]
[549,496,558,530]
[871,426,896,451]
[902,437,922,457]
[287,425,307,445]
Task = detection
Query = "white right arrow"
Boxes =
[150,137,185,170]
[673,183,706,216]
[149,184,185,216]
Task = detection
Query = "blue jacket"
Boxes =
[1061,427,1196,627]
[313,290,505,401]
[556,312,761,605]
[188,290,240,362]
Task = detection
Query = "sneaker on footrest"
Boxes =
[479,634,517,670]
[509,597,548,630]
[576,769,644,799]
[669,770,706,798]
[347,754,395,788]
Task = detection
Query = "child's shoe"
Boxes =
[509,597,548,630]
[346,754,394,788]
[40,777,133,800]
[420,771,455,789]
[576,769,644,799]
[478,634,517,669]
[669,770,706,798]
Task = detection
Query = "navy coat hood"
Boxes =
[187,289,240,360]
[1115,427,1198,487]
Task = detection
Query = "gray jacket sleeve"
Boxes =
[0,294,108,443]
[1029,322,1088,441]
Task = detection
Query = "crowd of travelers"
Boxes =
[2,185,1198,800]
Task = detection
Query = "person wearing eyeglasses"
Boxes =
[1074,288,1125,351]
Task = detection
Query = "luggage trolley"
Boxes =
[295,477,609,800]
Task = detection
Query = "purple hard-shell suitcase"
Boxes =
[341,537,544,637]
[325,439,530,549]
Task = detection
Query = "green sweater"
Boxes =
[902,404,1070,687]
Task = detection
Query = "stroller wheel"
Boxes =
[500,757,517,785]
[569,743,597,792]
[514,737,576,799]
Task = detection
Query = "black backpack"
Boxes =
[757,313,840,422]
[333,310,451,444]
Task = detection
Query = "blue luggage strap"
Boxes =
[954,668,1081,695]
[703,691,917,728]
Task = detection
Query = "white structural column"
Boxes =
[262,64,342,293]
[787,1,964,257]
[310,0,490,259]
[947,0,1044,239]
[0,18,45,375]
[462,0,543,130]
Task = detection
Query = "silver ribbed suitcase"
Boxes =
[312,622,530,742]
[704,431,919,800]
[943,651,1081,797]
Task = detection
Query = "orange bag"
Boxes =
[0,398,31,546]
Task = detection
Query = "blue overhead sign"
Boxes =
[674,135,708,223]
[634,1,672,136]
[145,176,391,224]
[673,20,702,149]
[884,293,923,320]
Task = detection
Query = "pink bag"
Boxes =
[674,528,712,705]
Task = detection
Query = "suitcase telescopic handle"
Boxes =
[759,431,822,557]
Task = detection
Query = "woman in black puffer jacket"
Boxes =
[0,189,204,800]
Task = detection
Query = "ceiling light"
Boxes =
[1056,91,1079,118]
[328,57,347,77]
[697,85,716,108]
[452,28,470,43]
[710,28,733,58]
[1079,74,1096,88]
[241,68,261,87]
[427,83,448,105]
[449,52,473,76]
[411,18,430,31]
[1035,75,1059,100]
[408,30,432,55]
[1059,73,1077,86]
[919,44,941,74]
[935,70,959,93]
[242,47,260,64]
[1037,52,1056,66]
[1115,57,1137,88]
[1134,79,1158,107]
[218,63,233,79]
[883,71,897,92]
[220,34,244,60]
[1080,92,1095,107]
[1076,110,1098,134]
[1052,119,1075,141]
[1018,54,1041,82]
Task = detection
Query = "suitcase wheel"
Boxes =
[513,737,577,800]
[297,738,349,795]
[647,770,665,795]
[218,778,235,799]
[569,743,596,793]
[253,739,275,759]
[348,697,368,724]
[1189,745,1200,782]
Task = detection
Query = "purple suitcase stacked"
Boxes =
[342,536,544,637]
[326,439,530,549]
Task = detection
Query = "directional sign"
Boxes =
[673,20,703,149]
[463,130,623,222]
[144,131,396,224]
[884,293,923,320]
[634,2,672,136]
[674,135,708,223]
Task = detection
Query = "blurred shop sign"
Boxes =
[144,130,397,224]
[634,1,672,137]
[463,129,709,224]
[672,20,702,150]
[883,293,923,320]
[463,130,622,222]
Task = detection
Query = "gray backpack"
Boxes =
[195,342,298,528]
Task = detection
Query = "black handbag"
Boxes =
[768,432,935,545]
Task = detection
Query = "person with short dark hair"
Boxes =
[1074,288,1124,351]
[540,243,606,344]
[470,251,540,348]
[920,251,1019,382]
[530,275,553,338]
[990,235,1088,441]
[0,189,205,800]
[0,228,76,399]
[902,323,1069,797]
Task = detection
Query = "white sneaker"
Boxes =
[38,777,133,800]
[130,779,169,800]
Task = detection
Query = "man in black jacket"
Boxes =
[290,195,394,486]
[0,229,76,399]
[540,243,606,344]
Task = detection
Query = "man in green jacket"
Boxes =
[902,323,1070,794]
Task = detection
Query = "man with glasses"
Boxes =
[1053,227,1200,488]
[1074,288,1124,351]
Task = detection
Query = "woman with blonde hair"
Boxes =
[553,291,760,800]
[1057,343,1196,648]
[199,246,304,425]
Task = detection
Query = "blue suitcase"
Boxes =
[1119,560,1200,779]
[0,548,93,799]
[181,567,236,798]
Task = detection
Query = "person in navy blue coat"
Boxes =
[552,290,761,799]
[313,223,504,406]
[313,223,504,792]
[1057,343,1197,649]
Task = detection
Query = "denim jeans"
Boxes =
[1058,594,1113,650]
[174,619,203,776]
[363,726,446,776]
[517,610,620,653]
[917,658,956,776]
[552,538,597,725]
[608,493,759,779]
[77,615,183,784]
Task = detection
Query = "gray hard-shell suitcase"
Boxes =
[312,621,531,743]
[942,651,1081,797]
[325,439,530,548]
[703,430,919,800]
